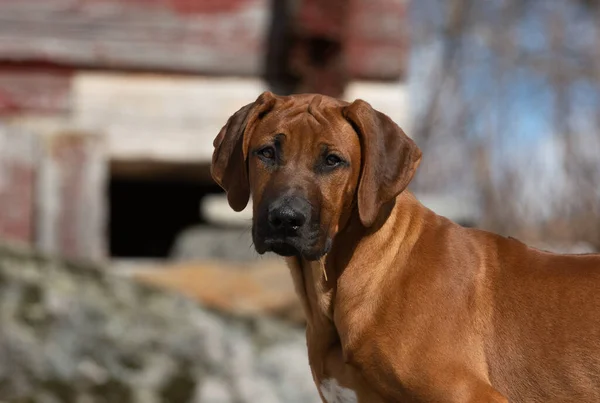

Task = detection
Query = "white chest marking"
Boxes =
[320,378,358,403]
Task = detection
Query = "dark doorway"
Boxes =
[109,177,220,258]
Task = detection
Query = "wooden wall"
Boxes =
[0,124,107,261]
[0,0,409,109]
[0,125,37,244]
[0,0,269,76]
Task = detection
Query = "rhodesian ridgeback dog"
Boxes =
[211,91,600,402]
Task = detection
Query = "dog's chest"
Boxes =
[320,378,358,403]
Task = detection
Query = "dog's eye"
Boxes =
[258,146,275,160]
[325,154,343,167]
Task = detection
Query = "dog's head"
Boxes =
[211,91,421,261]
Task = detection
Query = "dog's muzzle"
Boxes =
[254,195,327,258]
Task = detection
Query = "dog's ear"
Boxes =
[211,91,276,211]
[343,99,422,227]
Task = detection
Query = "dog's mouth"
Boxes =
[264,239,300,257]
[255,234,331,261]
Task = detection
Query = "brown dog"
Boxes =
[211,91,600,403]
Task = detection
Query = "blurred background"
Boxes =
[0,0,598,402]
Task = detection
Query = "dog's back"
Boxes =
[483,236,600,402]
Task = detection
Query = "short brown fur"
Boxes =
[212,91,600,403]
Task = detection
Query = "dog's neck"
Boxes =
[286,255,335,329]
[285,191,430,344]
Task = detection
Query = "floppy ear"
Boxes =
[211,91,276,211]
[343,99,422,227]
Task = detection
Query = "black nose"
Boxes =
[268,197,310,233]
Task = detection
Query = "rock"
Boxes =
[199,194,253,229]
[0,242,319,403]
[131,260,306,326]
[169,226,259,263]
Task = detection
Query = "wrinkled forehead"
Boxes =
[251,95,357,151]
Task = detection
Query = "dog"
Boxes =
[211,91,600,402]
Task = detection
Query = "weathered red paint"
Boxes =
[0,128,36,244]
[296,0,349,38]
[0,165,35,243]
[72,0,250,15]
[347,40,408,79]
[0,0,268,77]
[167,0,250,14]
[0,0,408,83]
[0,66,72,115]
[347,0,408,80]
[287,0,408,96]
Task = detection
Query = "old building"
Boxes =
[0,0,413,261]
